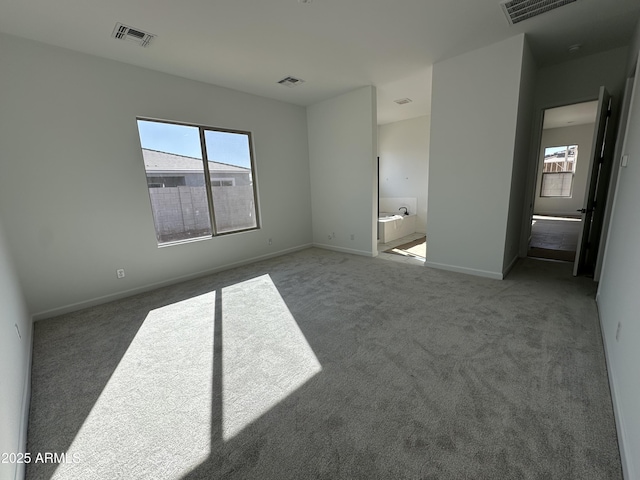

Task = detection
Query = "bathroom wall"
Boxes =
[378,115,430,233]
[379,197,417,216]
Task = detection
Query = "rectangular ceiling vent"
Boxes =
[112,23,156,47]
[277,76,305,87]
[500,0,577,25]
[394,98,413,105]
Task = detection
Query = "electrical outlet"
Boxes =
[616,322,622,342]
[116,268,125,279]
[350,234,354,241]
[268,238,272,245]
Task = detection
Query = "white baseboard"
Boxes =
[14,322,33,480]
[32,243,313,321]
[595,300,632,480]
[424,260,503,280]
[313,242,376,257]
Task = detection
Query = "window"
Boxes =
[136,119,260,245]
[211,178,235,187]
[147,176,187,188]
[540,145,578,198]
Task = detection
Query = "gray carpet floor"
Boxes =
[26,248,621,479]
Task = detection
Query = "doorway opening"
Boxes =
[527,100,598,264]
[526,87,616,277]
[376,115,430,263]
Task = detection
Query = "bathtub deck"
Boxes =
[378,214,417,244]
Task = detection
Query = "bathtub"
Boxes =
[378,213,416,243]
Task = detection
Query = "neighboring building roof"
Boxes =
[142,149,250,173]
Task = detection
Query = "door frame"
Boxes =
[574,87,613,276]
[519,95,599,261]
[594,76,635,280]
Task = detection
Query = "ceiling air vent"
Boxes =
[394,98,413,105]
[500,0,577,25]
[277,76,305,88]
[111,23,156,47]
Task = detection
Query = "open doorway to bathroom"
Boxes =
[377,198,425,263]
[376,116,430,263]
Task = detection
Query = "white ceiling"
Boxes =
[543,100,599,129]
[0,0,638,125]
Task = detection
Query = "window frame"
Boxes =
[539,144,577,199]
[210,178,236,187]
[137,117,261,246]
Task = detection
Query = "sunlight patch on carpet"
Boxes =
[53,292,216,479]
[222,274,322,441]
[385,236,426,259]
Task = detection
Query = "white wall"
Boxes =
[427,34,526,279]
[0,33,312,318]
[307,86,378,256]
[626,19,640,77]
[535,47,629,110]
[533,123,595,216]
[596,44,640,480]
[378,115,430,233]
[0,219,32,480]
[503,37,536,274]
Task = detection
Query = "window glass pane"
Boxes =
[540,145,578,198]
[204,130,258,233]
[541,172,573,197]
[137,120,212,243]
